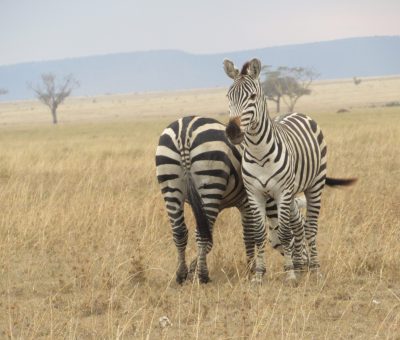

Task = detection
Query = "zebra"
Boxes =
[223,58,356,283]
[155,115,306,284]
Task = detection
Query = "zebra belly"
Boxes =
[292,177,308,195]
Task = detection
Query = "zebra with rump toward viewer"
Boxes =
[156,116,306,283]
[223,58,356,283]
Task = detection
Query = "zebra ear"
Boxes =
[247,58,262,79]
[223,59,239,79]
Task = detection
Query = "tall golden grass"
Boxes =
[0,77,399,338]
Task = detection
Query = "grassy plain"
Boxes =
[0,77,399,339]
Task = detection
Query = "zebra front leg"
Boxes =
[276,192,297,283]
[238,200,256,276]
[246,191,267,284]
[253,221,267,284]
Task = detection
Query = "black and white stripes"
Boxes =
[156,116,305,283]
[223,58,356,283]
[156,116,246,283]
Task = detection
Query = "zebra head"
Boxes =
[223,58,263,145]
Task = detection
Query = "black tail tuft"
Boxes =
[325,177,357,187]
[186,172,212,243]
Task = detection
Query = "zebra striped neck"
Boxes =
[244,98,279,164]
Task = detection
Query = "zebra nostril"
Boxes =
[226,120,244,144]
[225,121,243,144]
[226,121,238,138]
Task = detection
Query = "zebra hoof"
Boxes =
[176,266,189,284]
[285,270,299,287]
[251,272,263,286]
[309,264,321,272]
[293,264,307,279]
[176,272,188,285]
[198,274,211,284]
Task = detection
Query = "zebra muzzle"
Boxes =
[226,117,244,145]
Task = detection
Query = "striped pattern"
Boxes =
[156,116,306,283]
[223,58,355,283]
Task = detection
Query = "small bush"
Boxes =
[384,101,400,107]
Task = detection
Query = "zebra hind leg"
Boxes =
[174,224,189,284]
[304,186,323,273]
[275,191,298,284]
[187,239,213,281]
[294,196,310,268]
[290,200,307,273]
[267,196,309,276]
[195,230,214,283]
[167,205,189,284]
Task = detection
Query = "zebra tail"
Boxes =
[185,172,212,243]
[325,177,357,187]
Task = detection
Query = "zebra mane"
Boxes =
[240,62,250,75]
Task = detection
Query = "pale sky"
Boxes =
[0,0,399,65]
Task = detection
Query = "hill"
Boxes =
[0,36,399,101]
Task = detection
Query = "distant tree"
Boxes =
[353,76,362,85]
[0,88,7,96]
[262,66,318,113]
[278,66,318,113]
[30,73,78,124]
[261,66,284,113]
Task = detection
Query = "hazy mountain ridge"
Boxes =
[1,36,399,101]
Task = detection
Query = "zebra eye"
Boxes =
[250,93,257,100]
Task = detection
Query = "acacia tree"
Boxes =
[30,73,78,124]
[278,66,318,113]
[262,66,286,113]
[262,66,318,113]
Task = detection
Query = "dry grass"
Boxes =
[0,77,399,339]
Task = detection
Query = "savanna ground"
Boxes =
[0,77,399,339]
